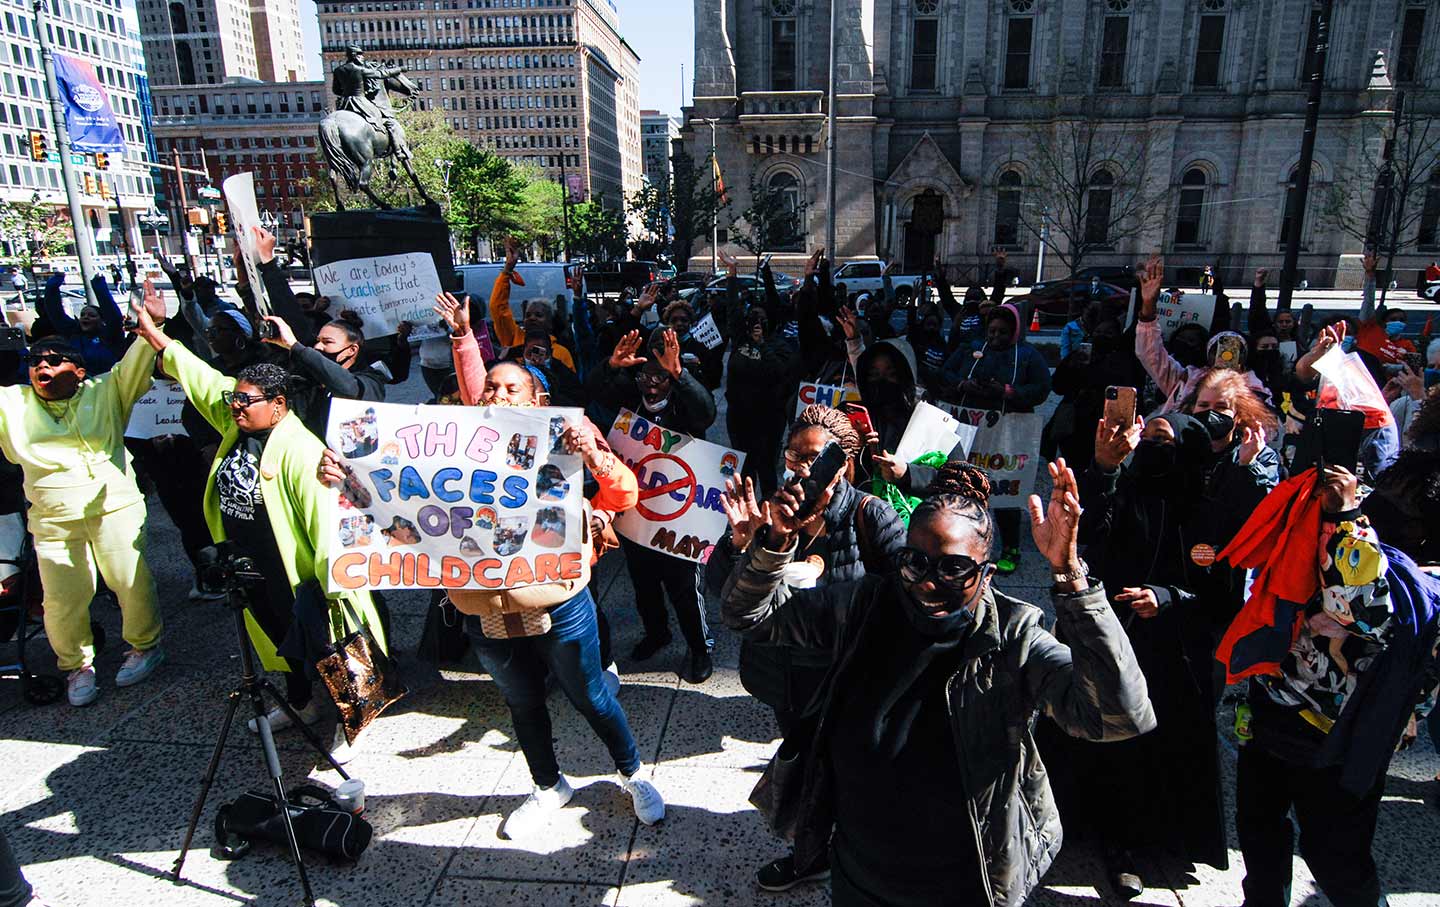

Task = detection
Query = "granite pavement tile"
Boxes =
[433,878,619,906]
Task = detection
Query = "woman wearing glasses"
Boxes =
[721,460,1154,907]
[130,302,384,761]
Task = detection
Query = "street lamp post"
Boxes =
[708,118,719,273]
[1277,0,1335,311]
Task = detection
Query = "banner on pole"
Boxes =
[606,408,744,563]
[124,379,188,439]
[794,381,862,418]
[220,173,270,316]
[1155,291,1217,340]
[52,54,124,153]
[933,404,1044,509]
[313,252,446,340]
[325,399,586,592]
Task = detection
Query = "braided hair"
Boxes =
[911,462,994,550]
[793,403,862,459]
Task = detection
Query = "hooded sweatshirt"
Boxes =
[856,337,921,455]
[939,303,1051,413]
[1136,321,1273,414]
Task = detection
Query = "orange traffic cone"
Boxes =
[1029,307,1041,332]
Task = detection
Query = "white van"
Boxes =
[456,262,581,325]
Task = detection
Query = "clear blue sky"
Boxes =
[299,0,692,117]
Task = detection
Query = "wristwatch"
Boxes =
[1051,559,1089,586]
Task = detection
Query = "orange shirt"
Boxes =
[1355,320,1416,365]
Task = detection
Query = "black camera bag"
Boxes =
[214,784,372,862]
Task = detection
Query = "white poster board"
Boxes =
[313,252,447,340]
[324,399,586,592]
[1155,291,1216,340]
[894,401,978,465]
[606,408,745,563]
[124,379,188,439]
[933,404,1045,509]
[692,312,724,350]
[220,172,269,316]
[794,381,862,418]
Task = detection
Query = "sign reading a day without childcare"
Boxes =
[325,399,586,592]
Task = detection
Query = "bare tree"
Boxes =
[1011,98,1170,275]
[1319,94,1440,306]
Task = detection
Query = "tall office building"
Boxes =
[316,0,643,208]
[135,0,309,87]
[640,109,678,187]
[251,0,307,83]
[0,0,157,266]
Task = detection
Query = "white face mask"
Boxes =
[641,395,671,414]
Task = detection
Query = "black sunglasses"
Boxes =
[896,547,989,589]
[221,390,277,408]
[27,353,76,368]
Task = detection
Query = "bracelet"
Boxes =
[591,451,615,478]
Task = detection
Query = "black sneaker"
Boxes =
[681,649,713,684]
[1103,847,1144,901]
[756,855,830,892]
[629,634,672,662]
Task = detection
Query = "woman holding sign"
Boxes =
[432,291,666,839]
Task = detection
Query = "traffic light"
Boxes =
[98,180,110,200]
[94,152,109,170]
[214,212,228,235]
[28,130,47,161]
[83,173,96,195]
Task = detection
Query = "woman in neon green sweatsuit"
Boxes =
[0,333,163,698]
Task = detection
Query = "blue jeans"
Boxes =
[468,587,641,787]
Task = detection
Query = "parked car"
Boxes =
[456,261,584,325]
[583,260,664,296]
[1071,265,1138,292]
[1024,278,1131,325]
[681,271,799,309]
[830,259,925,302]
[671,271,713,293]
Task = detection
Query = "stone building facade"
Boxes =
[680,0,1438,286]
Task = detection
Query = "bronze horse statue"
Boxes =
[317,74,435,211]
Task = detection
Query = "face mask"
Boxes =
[1132,439,1178,477]
[1172,341,1207,369]
[1341,336,1358,353]
[900,582,979,638]
[641,394,671,414]
[1196,409,1236,442]
[866,380,906,409]
[1385,321,1406,338]
[1251,349,1281,373]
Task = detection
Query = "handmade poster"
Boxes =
[1155,291,1216,340]
[692,312,724,349]
[794,381,862,418]
[221,173,270,316]
[894,401,977,465]
[606,408,745,563]
[125,379,188,440]
[933,404,1044,509]
[313,252,447,340]
[324,399,586,592]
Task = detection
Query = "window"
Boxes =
[1418,169,1440,249]
[1084,170,1114,245]
[1397,7,1425,83]
[1004,18,1033,89]
[1098,16,1128,88]
[911,18,938,91]
[768,170,804,251]
[1193,14,1225,88]
[1174,167,1206,245]
[995,170,1022,246]
[771,18,796,91]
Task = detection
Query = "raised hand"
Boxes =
[765,480,828,550]
[719,476,765,551]
[141,278,167,324]
[250,225,278,264]
[504,236,519,271]
[872,448,907,483]
[129,279,171,351]
[609,329,648,369]
[804,248,823,279]
[260,315,298,350]
[1316,464,1359,514]
[1094,415,1143,471]
[1138,254,1164,316]
[836,305,860,340]
[1028,458,1084,577]
[561,420,606,472]
[1254,268,1269,288]
[656,328,683,378]
[636,282,660,311]
[434,291,472,335]
[1237,424,1266,466]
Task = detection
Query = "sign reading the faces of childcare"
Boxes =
[124,379,188,440]
[324,399,586,592]
[313,252,446,341]
[606,409,745,564]
[794,381,862,419]
[1155,291,1217,341]
[932,404,1044,509]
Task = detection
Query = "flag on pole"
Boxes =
[712,153,727,204]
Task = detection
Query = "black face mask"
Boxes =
[1132,440,1178,478]
[1196,409,1236,442]
[1171,340,1207,369]
[866,380,907,410]
[1251,349,1281,374]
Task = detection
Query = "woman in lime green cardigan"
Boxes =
[131,299,384,757]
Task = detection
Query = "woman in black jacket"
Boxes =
[709,403,905,892]
[721,461,1154,907]
[724,276,797,498]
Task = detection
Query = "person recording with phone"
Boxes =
[722,459,1154,906]
[128,298,386,763]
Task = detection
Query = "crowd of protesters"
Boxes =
[0,228,1438,907]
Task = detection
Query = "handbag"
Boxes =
[214,784,373,862]
[417,591,470,664]
[315,599,407,745]
[749,737,807,841]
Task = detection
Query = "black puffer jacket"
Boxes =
[722,552,1155,907]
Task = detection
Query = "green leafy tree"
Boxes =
[447,144,525,255]
[669,148,726,269]
[730,171,806,269]
[0,192,72,273]
[304,109,466,212]
[570,199,627,260]
[511,166,566,256]
[627,181,670,263]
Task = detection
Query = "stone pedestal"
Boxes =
[309,205,458,290]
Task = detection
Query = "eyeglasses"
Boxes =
[26,353,75,368]
[783,448,820,469]
[221,390,276,408]
[635,372,671,387]
[896,547,989,589]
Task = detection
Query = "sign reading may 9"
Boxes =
[606,409,746,563]
[324,399,586,592]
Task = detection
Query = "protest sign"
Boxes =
[794,381,862,418]
[313,252,447,341]
[1155,291,1216,340]
[895,401,977,465]
[692,312,724,349]
[221,173,269,315]
[124,379,188,439]
[606,408,745,563]
[325,399,586,592]
[933,404,1044,508]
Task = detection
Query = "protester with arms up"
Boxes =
[490,238,575,370]
[37,272,126,375]
[257,313,387,438]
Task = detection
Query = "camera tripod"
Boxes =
[170,571,350,907]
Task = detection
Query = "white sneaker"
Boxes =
[602,662,621,698]
[247,699,323,735]
[501,775,575,839]
[66,666,98,707]
[619,768,665,825]
[115,647,165,687]
[327,723,362,766]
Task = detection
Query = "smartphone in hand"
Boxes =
[1103,386,1137,429]
[842,402,875,439]
[796,440,847,518]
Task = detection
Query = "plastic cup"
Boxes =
[335,778,366,814]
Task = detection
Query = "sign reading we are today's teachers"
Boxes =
[325,399,586,592]
[313,252,447,341]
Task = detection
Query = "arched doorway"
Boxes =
[903,189,943,272]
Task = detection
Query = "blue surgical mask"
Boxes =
[1385,321,1406,338]
[1341,336,1358,353]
